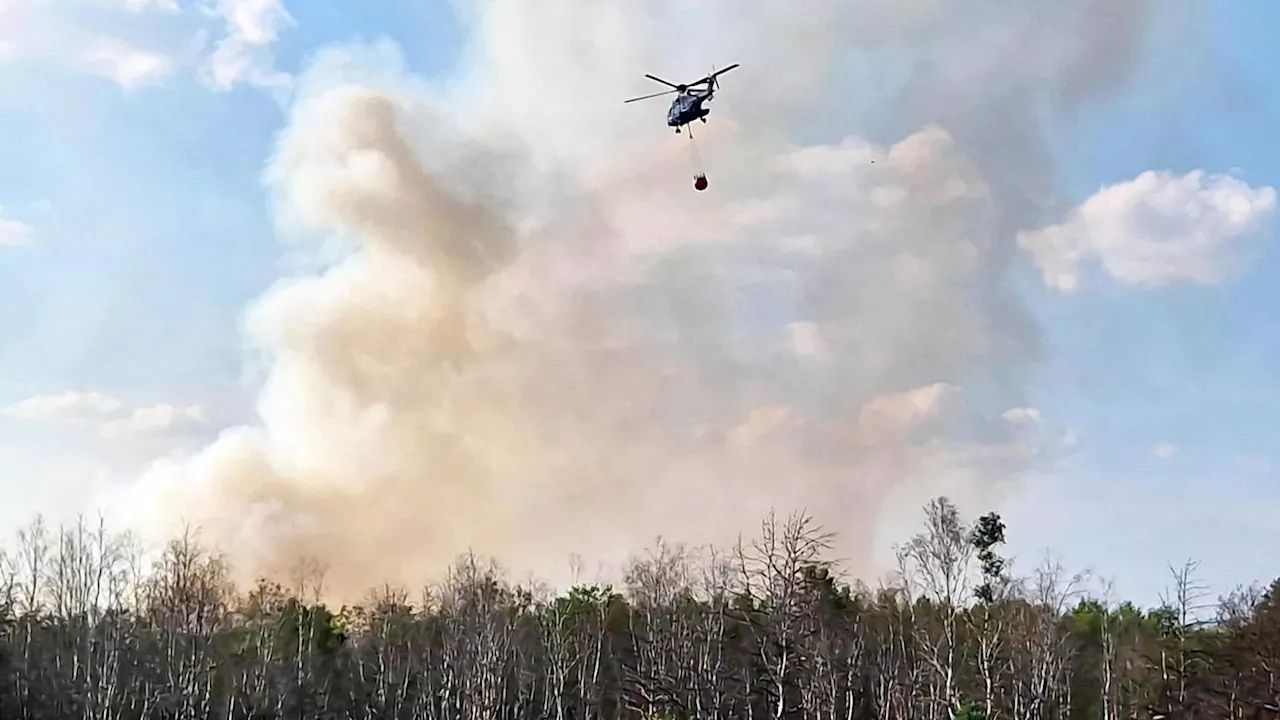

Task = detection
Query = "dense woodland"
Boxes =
[0,497,1277,720]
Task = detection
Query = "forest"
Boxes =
[0,496,1276,720]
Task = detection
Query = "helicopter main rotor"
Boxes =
[623,63,738,104]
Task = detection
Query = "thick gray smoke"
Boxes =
[126,0,1154,600]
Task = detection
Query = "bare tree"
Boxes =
[1006,554,1087,720]
[732,511,835,720]
[896,497,977,720]
[0,497,1274,720]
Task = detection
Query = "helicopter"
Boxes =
[623,63,739,134]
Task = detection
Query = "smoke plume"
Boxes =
[127,0,1155,600]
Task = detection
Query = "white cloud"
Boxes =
[0,210,33,247]
[0,1,185,86]
[100,404,207,439]
[1234,454,1270,474]
[81,39,177,88]
[1002,406,1043,426]
[786,321,828,359]
[121,0,179,11]
[0,1,34,63]
[1153,442,1178,459]
[2,391,125,421]
[1018,170,1277,291]
[1,391,206,439]
[201,0,293,91]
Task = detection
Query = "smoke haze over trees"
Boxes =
[111,0,1179,599]
[2,497,1278,719]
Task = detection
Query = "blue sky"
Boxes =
[1004,0,1280,603]
[0,0,1277,609]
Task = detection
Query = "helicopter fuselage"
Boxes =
[667,90,713,128]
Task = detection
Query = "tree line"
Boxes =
[0,496,1277,719]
